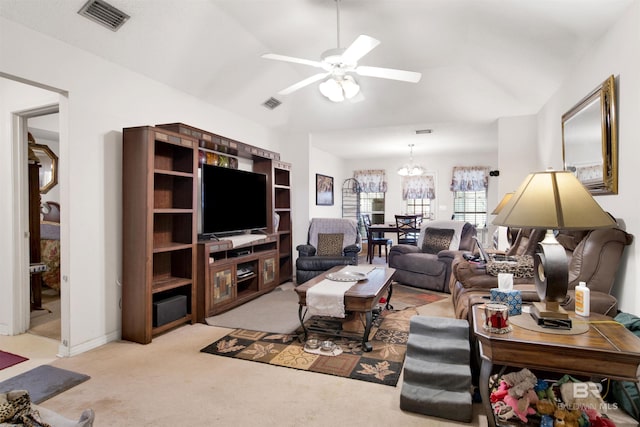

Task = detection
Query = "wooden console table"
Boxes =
[472,305,640,427]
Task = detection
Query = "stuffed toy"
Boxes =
[553,407,582,427]
[502,368,538,398]
[536,398,557,416]
[504,393,537,423]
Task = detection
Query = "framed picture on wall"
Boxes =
[316,174,334,206]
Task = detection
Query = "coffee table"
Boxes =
[294,266,396,352]
[472,305,640,427]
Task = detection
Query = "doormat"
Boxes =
[0,365,90,404]
[0,350,28,371]
[201,307,417,387]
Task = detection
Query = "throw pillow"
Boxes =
[421,228,455,254]
[486,255,534,279]
[316,233,344,256]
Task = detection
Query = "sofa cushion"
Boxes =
[485,255,534,279]
[417,220,466,250]
[316,233,344,256]
[392,252,445,276]
[421,228,455,254]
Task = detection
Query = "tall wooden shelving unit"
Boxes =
[122,126,197,344]
[253,159,293,283]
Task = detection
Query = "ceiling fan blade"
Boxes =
[278,72,329,95]
[261,53,324,68]
[355,66,422,83]
[341,35,380,64]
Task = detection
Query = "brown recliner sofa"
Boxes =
[450,226,634,322]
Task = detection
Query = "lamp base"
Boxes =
[530,302,572,330]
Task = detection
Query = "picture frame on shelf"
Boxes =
[316,174,334,206]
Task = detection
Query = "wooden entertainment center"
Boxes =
[122,124,292,343]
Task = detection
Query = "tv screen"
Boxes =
[200,164,268,238]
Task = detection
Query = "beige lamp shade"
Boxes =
[492,170,616,230]
[491,192,513,215]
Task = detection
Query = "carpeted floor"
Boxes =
[201,307,418,386]
[205,281,445,333]
[0,350,28,371]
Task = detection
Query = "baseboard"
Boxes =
[59,330,120,357]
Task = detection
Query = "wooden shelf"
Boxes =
[122,126,197,344]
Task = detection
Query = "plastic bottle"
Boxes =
[575,281,590,317]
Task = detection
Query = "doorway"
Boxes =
[27,111,61,341]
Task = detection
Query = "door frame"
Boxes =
[13,104,60,337]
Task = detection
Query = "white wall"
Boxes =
[0,78,59,336]
[0,17,285,355]
[537,1,640,313]
[342,149,499,242]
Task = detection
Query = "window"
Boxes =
[452,190,487,228]
[404,198,433,220]
[360,192,385,225]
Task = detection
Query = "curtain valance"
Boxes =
[450,166,489,192]
[354,169,387,193]
[402,174,436,200]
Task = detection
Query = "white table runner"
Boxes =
[306,266,377,318]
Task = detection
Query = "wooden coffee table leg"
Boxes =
[362,311,374,352]
[298,305,308,341]
[385,282,393,310]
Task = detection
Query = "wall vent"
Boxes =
[415,129,433,134]
[78,0,130,31]
[262,97,282,110]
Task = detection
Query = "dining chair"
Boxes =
[362,214,393,263]
[395,214,421,245]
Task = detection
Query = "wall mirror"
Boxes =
[29,143,58,194]
[562,75,617,195]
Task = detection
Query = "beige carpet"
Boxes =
[0,287,487,427]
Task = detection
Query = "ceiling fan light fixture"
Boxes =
[319,76,360,102]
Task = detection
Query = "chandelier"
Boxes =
[319,75,360,102]
[397,144,424,176]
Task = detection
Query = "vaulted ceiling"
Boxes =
[0,0,634,158]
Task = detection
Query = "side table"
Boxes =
[472,305,640,427]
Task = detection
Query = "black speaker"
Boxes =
[153,295,187,327]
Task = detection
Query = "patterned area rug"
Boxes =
[201,307,418,387]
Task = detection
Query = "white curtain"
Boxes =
[402,174,436,200]
[450,166,489,191]
[354,169,387,193]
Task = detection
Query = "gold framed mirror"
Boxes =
[562,75,617,195]
[29,142,58,194]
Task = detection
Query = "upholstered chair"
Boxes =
[388,220,476,293]
[295,218,362,285]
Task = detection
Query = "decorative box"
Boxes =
[490,288,522,316]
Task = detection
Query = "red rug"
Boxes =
[0,350,28,371]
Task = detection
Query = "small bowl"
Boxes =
[320,340,335,352]
[306,339,319,349]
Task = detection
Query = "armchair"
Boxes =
[451,226,634,321]
[295,218,362,285]
[388,220,476,293]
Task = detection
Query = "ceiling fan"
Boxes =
[261,0,422,102]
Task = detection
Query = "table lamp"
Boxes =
[492,169,616,328]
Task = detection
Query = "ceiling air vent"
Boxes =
[78,0,130,32]
[262,97,282,110]
[415,129,433,135]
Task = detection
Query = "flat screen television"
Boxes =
[199,164,268,239]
